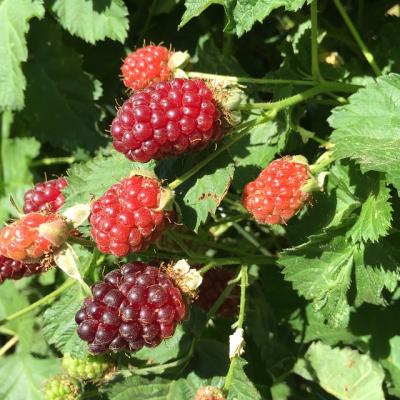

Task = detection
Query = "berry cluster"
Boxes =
[0,256,42,283]
[0,213,70,262]
[75,262,186,354]
[23,177,68,213]
[121,45,172,91]
[243,156,311,225]
[111,78,222,163]
[90,174,173,257]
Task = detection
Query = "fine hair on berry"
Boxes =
[111,78,223,163]
[75,262,186,354]
[90,174,174,257]
[242,156,311,225]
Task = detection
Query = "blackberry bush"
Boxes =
[1,1,399,399]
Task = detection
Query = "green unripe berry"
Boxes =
[44,375,80,400]
[62,353,114,381]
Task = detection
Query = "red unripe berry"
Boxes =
[0,256,42,283]
[75,262,186,354]
[90,174,174,257]
[242,156,311,225]
[23,177,68,213]
[111,78,223,163]
[0,213,71,262]
[121,45,172,91]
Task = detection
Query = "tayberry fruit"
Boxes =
[111,78,223,162]
[242,156,312,225]
[197,268,239,317]
[121,45,172,91]
[90,174,174,257]
[62,353,114,381]
[0,213,71,262]
[44,375,80,400]
[75,262,186,354]
[0,255,42,284]
[23,177,68,213]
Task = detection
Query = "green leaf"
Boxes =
[381,336,400,397]
[172,151,234,231]
[0,354,59,400]
[0,0,44,110]
[179,0,310,36]
[227,358,262,400]
[42,283,87,357]
[52,0,129,43]
[0,281,34,354]
[0,136,40,221]
[15,20,103,151]
[63,151,155,209]
[281,235,353,327]
[295,342,385,400]
[348,179,393,243]
[354,240,400,306]
[329,73,400,192]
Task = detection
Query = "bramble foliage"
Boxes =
[1,1,400,399]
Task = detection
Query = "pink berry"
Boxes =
[242,156,311,225]
[111,78,223,163]
[90,174,174,257]
[23,178,68,213]
[75,262,186,354]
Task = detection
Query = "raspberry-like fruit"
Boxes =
[44,375,80,400]
[111,78,223,163]
[75,262,186,354]
[242,156,311,225]
[121,45,172,91]
[62,353,114,381]
[23,177,68,213]
[194,386,226,400]
[197,268,239,317]
[0,213,71,262]
[90,174,174,257]
[0,255,42,283]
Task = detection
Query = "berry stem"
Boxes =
[332,0,381,76]
[224,265,248,393]
[295,125,330,147]
[68,236,97,248]
[30,156,75,167]
[169,116,269,190]
[310,0,323,82]
[0,335,18,357]
[187,71,317,86]
[310,150,336,173]
[0,279,75,325]
[232,223,273,257]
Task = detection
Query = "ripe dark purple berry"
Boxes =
[75,262,187,354]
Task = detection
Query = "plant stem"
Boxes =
[68,236,96,248]
[232,223,272,256]
[168,230,195,258]
[224,265,248,392]
[30,156,75,167]
[0,335,18,357]
[332,0,381,76]
[187,71,317,86]
[311,0,323,81]
[0,280,75,325]
[295,125,330,146]
[168,116,268,190]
